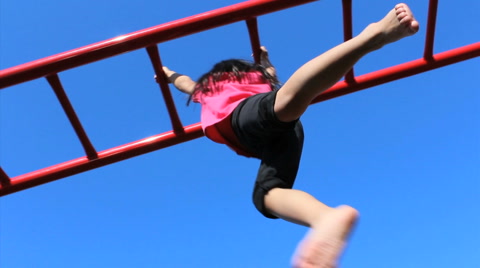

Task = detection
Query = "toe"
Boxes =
[399,14,411,24]
[395,7,405,15]
[397,12,408,21]
[409,20,420,33]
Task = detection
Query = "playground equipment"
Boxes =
[1,0,479,196]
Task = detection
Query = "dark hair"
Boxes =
[188,59,280,104]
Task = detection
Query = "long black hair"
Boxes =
[188,59,280,104]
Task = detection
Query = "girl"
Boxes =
[160,4,419,267]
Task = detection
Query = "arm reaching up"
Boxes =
[158,66,197,95]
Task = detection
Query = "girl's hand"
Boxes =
[259,46,276,78]
[160,66,177,84]
[157,66,196,95]
[252,46,271,65]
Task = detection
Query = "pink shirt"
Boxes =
[193,72,272,157]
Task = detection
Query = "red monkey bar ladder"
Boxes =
[1,0,479,196]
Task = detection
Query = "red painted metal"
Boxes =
[0,0,479,196]
[0,0,318,196]
[146,45,184,133]
[46,74,98,160]
[246,18,262,64]
[0,167,10,187]
[424,0,438,59]
[0,0,318,89]
[314,42,480,103]
[342,0,355,83]
[0,124,203,196]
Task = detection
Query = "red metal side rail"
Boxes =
[314,42,480,103]
[0,0,317,89]
[0,168,10,187]
[1,124,204,196]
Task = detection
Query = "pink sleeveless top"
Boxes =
[192,72,272,157]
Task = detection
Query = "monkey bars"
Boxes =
[1,0,479,196]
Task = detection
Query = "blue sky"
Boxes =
[1,0,479,267]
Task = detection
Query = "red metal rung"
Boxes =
[246,18,262,64]
[46,74,98,160]
[342,0,355,83]
[424,0,439,60]
[146,45,184,134]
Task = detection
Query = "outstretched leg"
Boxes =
[274,3,419,122]
[263,4,419,268]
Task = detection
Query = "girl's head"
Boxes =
[189,59,280,104]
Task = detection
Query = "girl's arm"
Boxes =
[159,66,197,95]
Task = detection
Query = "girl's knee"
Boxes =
[273,89,309,122]
[252,181,292,219]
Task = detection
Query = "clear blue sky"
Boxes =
[1,0,479,267]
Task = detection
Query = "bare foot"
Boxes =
[291,205,359,268]
[363,3,420,50]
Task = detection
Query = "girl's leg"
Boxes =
[265,188,358,268]
[264,5,419,267]
[274,4,419,122]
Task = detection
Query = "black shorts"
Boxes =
[231,90,304,219]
